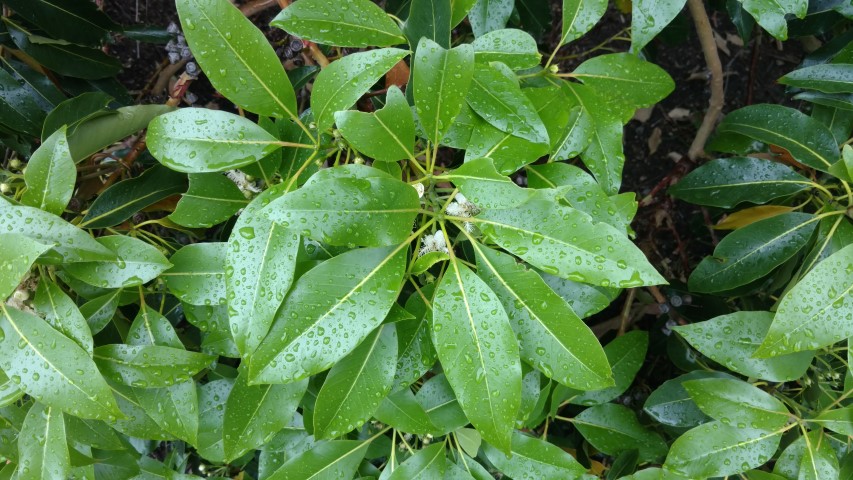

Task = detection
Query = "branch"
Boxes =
[686,0,724,161]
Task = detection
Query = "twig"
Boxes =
[239,0,277,16]
[305,41,330,68]
[151,59,189,98]
[617,289,636,336]
[686,0,724,161]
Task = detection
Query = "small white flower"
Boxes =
[225,170,261,194]
[413,183,425,198]
[433,231,448,253]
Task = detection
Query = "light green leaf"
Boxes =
[466,63,548,145]
[474,192,665,288]
[756,244,853,357]
[249,246,406,384]
[136,382,198,445]
[674,311,813,382]
[738,0,807,40]
[468,0,513,37]
[643,371,720,428]
[93,344,214,388]
[81,165,187,229]
[668,157,812,208]
[162,243,227,306]
[388,443,447,479]
[472,29,541,69]
[414,38,475,144]
[169,173,248,228]
[63,416,123,451]
[447,157,534,209]
[263,176,420,247]
[376,387,437,434]
[541,271,620,319]
[108,381,173,440]
[313,324,397,439]
[196,379,233,462]
[336,86,415,162]
[473,244,612,390]
[798,430,839,480]
[464,117,550,174]
[227,183,300,356]
[682,378,790,431]
[403,0,452,49]
[561,81,624,194]
[573,53,675,110]
[0,234,51,300]
[551,105,593,161]
[414,374,466,434]
[688,212,818,293]
[484,431,586,478]
[631,0,687,51]
[0,305,120,420]
[266,440,369,480]
[312,48,409,132]
[64,235,171,289]
[32,280,93,355]
[559,0,607,46]
[574,403,668,462]
[664,421,784,478]
[148,108,282,173]
[272,0,405,47]
[716,104,839,173]
[223,368,306,461]
[80,290,121,334]
[559,330,648,405]
[393,291,437,389]
[17,403,69,480]
[41,92,112,141]
[65,105,173,162]
[432,259,521,453]
[780,64,853,93]
[177,0,298,119]
[811,407,853,436]
[21,127,75,215]
[0,204,115,264]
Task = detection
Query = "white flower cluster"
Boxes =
[419,231,449,257]
[225,170,261,196]
[445,193,479,233]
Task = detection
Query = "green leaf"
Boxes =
[738,0,807,40]
[32,280,93,355]
[263,176,420,247]
[643,371,718,428]
[80,290,121,334]
[313,324,397,439]
[574,403,668,462]
[17,403,69,480]
[196,379,233,462]
[551,105,593,161]
[162,243,227,306]
[756,244,853,357]
[561,81,624,194]
[272,0,405,47]
[128,305,182,349]
[560,330,648,405]
[716,104,839,173]
[473,244,612,390]
[472,29,541,69]
[0,204,115,264]
[177,0,298,119]
[135,382,199,445]
[0,305,120,420]
[410,251,450,275]
[7,24,120,79]
[227,184,300,356]
[664,421,784,478]
[414,39,474,144]
[466,63,548,145]
[414,374,466,434]
[688,212,818,293]
[474,192,665,288]
[780,64,853,93]
[336,86,415,162]
[64,236,171,289]
[63,416,122,451]
[249,245,406,384]
[559,0,607,46]
[631,0,687,51]
[265,440,369,480]
[468,0,513,37]
[393,292,437,389]
[483,431,587,478]
[541,271,620,319]
[675,311,814,382]
[464,117,549,174]
[573,53,675,110]
[403,0,452,49]
[93,344,214,388]
[447,157,534,209]
[312,48,410,132]
[1,0,117,46]
[0,234,51,300]
[376,387,437,434]
[388,443,446,479]
[811,407,853,436]
[432,259,521,453]
[169,173,248,227]
[108,382,173,440]
[147,108,282,173]
[668,157,812,208]
[0,67,47,137]
[81,164,187,229]
[67,105,174,162]
[798,430,839,480]
[682,378,790,431]
[21,127,75,215]
[41,92,112,141]
[223,368,306,461]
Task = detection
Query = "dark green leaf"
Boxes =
[574,403,668,462]
[336,86,415,162]
[64,235,171,289]
[415,374,466,434]
[560,330,648,405]
[32,280,93,355]
[388,443,446,479]
[67,105,174,162]
[682,378,790,431]
[7,23,120,79]
[2,0,118,45]
[573,53,675,110]
[737,0,807,40]
[403,0,451,48]
[468,0,513,37]
[41,92,112,141]
[472,28,541,69]
[265,440,369,480]
[375,387,436,434]
[643,371,718,428]
[93,344,214,388]
[483,431,587,478]
[780,64,853,93]
[631,0,687,51]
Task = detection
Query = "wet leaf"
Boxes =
[780,64,853,93]
[169,173,248,228]
[682,378,790,431]
[574,403,668,462]
[17,403,69,480]
[272,0,406,47]
[21,127,75,215]
[162,243,227,306]
[631,0,687,51]
[93,344,214,388]
[64,235,171,289]
[32,280,93,355]
[573,53,675,111]
[388,443,446,479]
[559,0,607,46]
[414,38,475,144]
[376,386,437,434]
[0,234,51,300]
[336,86,416,162]
[483,431,587,479]
[472,28,541,69]
[468,0,513,37]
